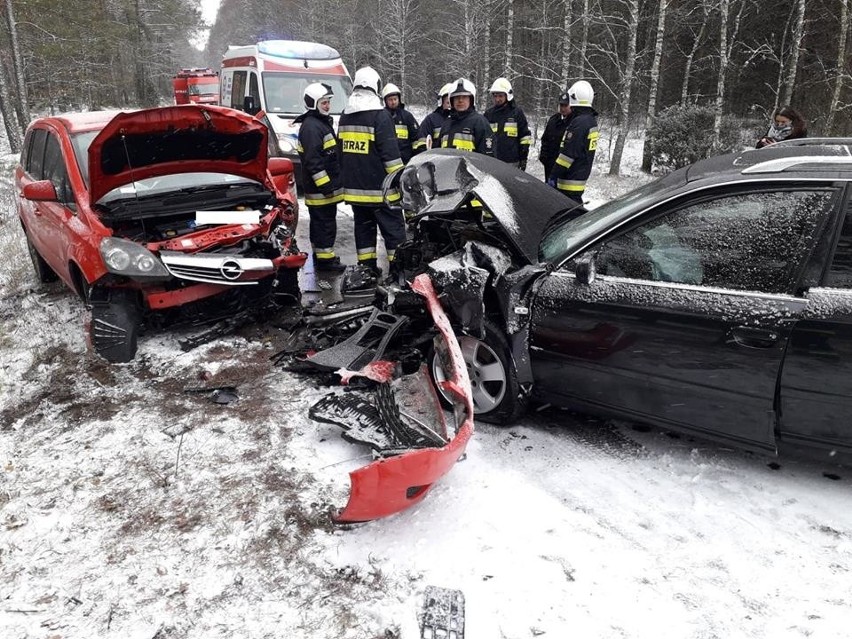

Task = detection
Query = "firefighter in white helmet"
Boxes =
[550,80,599,205]
[381,83,420,163]
[438,78,494,155]
[484,77,532,170]
[294,82,345,271]
[338,67,406,288]
[413,82,453,154]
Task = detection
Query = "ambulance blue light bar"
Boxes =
[257,40,341,61]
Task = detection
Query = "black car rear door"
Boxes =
[778,184,852,454]
[530,184,841,452]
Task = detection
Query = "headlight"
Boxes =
[99,237,170,280]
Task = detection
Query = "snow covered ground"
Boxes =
[1,136,851,639]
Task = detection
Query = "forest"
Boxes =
[1,0,850,171]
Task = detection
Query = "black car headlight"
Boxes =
[100,237,170,279]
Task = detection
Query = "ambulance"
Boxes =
[220,40,352,181]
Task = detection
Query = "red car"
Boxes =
[15,105,306,362]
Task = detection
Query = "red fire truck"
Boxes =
[172,68,220,105]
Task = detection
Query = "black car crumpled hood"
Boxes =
[399,150,576,264]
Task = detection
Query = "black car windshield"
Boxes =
[70,130,257,201]
[263,72,352,115]
[539,172,685,263]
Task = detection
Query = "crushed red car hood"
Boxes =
[88,105,269,203]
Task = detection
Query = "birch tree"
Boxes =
[641,0,668,173]
[712,0,730,149]
[505,0,514,76]
[826,0,850,133]
[560,0,573,86]
[679,1,710,106]
[4,0,29,129]
[780,0,806,107]
[0,56,21,152]
[608,0,640,176]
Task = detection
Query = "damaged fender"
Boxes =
[335,274,474,523]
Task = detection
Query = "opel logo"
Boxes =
[220,259,243,280]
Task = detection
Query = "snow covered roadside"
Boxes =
[1,139,851,639]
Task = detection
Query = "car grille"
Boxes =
[159,251,274,286]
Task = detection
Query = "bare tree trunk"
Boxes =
[712,0,730,149]
[827,0,850,133]
[781,0,806,106]
[772,10,794,114]
[578,0,589,77]
[681,3,709,106]
[641,0,668,173]
[484,0,491,94]
[0,58,22,153]
[609,0,640,176]
[505,0,514,76]
[560,0,573,86]
[4,0,30,129]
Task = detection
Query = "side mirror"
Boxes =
[22,180,58,202]
[243,95,258,115]
[574,253,596,285]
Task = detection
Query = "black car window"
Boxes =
[42,132,75,209]
[595,189,834,295]
[230,71,247,109]
[26,128,48,179]
[825,203,852,287]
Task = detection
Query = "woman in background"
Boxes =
[756,106,808,148]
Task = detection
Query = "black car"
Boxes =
[380,142,852,460]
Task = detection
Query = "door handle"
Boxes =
[728,326,780,349]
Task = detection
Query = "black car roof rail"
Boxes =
[742,155,852,174]
[769,138,852,152]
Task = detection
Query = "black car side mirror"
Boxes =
[574,253,596,285]
[243,96,259,115]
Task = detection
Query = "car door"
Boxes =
[530,185,841,452]
[18,128,53,259]
[778,185,852,453]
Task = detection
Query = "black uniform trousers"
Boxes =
[308,203,339,255]
[352,205,407,265]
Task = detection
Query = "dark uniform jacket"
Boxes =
[550,106,599,198]
[385,103,419,163]
[439,107,494,155]
[539,112,573,173]
[483,100,532,167]
[413,107,450,154]
[339,90,405,205]
[294,109,343,208]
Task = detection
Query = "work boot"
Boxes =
[314,255,347,272]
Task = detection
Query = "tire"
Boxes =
[430,318,527,425]
[26,235,58,284]
[90,290,141,363]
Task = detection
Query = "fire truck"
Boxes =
[172,68,220,106]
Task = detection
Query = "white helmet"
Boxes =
[489,77,513,102]
[381,83,402,101]
[449,78,476,107]
[437,82,454,106]
[568,80,594,107]
[353,66,382,94]
[303,82,334,111]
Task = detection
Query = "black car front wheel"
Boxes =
[90,290,141,363]
[26,235,58,284]
[430,318,527,425]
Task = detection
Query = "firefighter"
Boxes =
[294,82,345,271]
[550,80,599,205]
[484,77,531,169]
[539,90,573,182]
[439,78,494,155]
[381,83,419,164]
[338,66,406,287]
[413,82,453,154]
